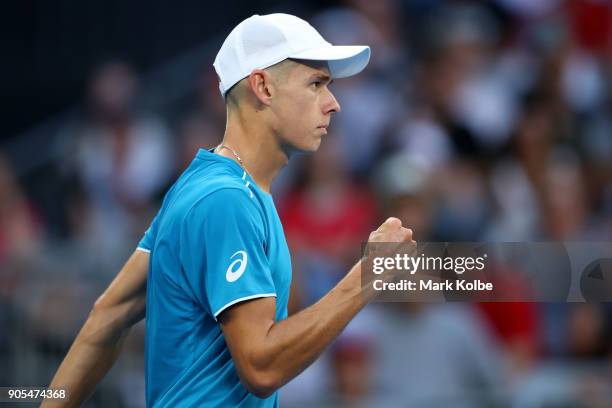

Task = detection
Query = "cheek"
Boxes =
[279,96,303,120]
[275,91,321,148]
[282,97,315,129]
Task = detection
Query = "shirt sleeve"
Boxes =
[137,215,158,253]
[181,187,276,320]
[136,181,178,252]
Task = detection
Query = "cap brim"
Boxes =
[289,45,370,79]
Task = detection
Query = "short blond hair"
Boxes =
[225,59,299,109]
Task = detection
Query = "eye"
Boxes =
[311,80,321,88]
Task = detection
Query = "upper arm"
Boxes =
[93,249,149,326]
[218,296,277,395]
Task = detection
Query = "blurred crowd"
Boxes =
[1,0,612,406]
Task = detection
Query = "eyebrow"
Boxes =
[310,73,332,84]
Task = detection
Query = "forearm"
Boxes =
[253,260,373,388]
[42,322,130,407]
[42,298,144,407]
[42,250,148,407]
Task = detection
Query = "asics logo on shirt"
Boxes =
[226,250,248,282]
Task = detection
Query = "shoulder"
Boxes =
[186,182,264,225]
[176,161,256,210]
[204,172,254,199]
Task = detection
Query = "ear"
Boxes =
[247,69,274,106]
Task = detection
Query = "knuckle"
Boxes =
[386,217,401,227]
[402,228,413,240]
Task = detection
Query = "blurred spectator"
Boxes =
[541,150,591,240]
[57,61,174,253]
[0,153,43,386]
[434,159,491,241]
[477,300,541,382]
[486,159,539,241]
[566,304,610,359]
[372,153,436,239]
[371,303,504,407]
[175,112,222,171]
[330,337,372,404]
[0,153,42,268]
[392,108,454,172]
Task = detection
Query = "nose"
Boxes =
[324,88,341,115]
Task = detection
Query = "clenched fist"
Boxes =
[368,217,415,244]
[361,217,417,299]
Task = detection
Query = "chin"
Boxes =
[308,138,323,152]
[284,134,322,156]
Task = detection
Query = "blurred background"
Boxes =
[2,0,612,406]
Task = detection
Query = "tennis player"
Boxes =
[45,13,413,407]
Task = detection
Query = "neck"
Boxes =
[216,110,288,193]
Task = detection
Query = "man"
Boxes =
[45,13,413,407]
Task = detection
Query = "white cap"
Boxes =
[213,13,371,96]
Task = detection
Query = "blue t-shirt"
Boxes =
[137,148,292,407]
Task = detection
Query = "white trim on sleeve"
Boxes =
[136,247,151,253]
[213,293,276,321]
